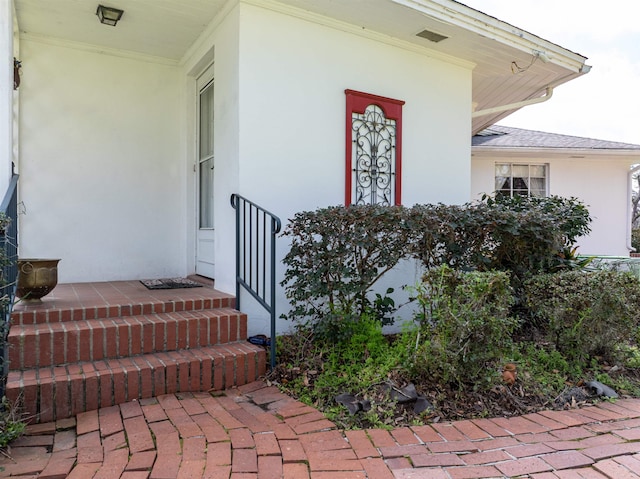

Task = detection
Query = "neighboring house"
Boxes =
[471,126,640,256]
[2,0,592,333]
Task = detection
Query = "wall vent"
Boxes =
[416,29,448,43]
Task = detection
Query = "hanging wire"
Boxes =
[511,53,539,74]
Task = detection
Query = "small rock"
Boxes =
[585,380,619,399]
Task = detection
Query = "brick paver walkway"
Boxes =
[3,381,640,478]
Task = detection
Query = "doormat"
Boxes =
[140,278,204,290]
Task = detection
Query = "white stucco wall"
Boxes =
[228,3,473,334]
[0,0,15,195]
[471,155,633,256]
[19,39,185,282]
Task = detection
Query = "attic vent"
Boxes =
[416,29,448,43]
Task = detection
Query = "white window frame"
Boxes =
[495,163,548,198]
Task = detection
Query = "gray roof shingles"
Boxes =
[472,125,640,150]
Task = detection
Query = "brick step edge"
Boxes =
[11,294,236,325]
[6,342,267,424]
[8,309,248,370]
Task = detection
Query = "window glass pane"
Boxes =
[530,165,546,178]
[495,164,511,176]
[512,164,529,177]
[199,158,214,228]
[512,177,528,190]
[495,176,510,192]
[530,178,545,196]
[199,84,214,159]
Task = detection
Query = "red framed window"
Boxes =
[345,89,405,206]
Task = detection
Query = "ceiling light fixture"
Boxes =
[96,5,124,26]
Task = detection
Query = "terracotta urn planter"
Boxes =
[16,258,61,303]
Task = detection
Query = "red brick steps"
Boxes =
[5,281,266,423]
[7,308,247,369]
[7,344,265,424]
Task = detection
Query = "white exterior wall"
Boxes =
[471,156,633,256]
[0,0,15,194]
[229,4,473,334]
[19,39,185,282]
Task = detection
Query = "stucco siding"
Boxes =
[19,39,184,282]
[471,156,632,256]
[230,4,473,333]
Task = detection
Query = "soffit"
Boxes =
[14,0,589,134]
[14,0,227,62]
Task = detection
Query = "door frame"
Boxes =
[195,64,216,278]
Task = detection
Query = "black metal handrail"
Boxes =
[230,194,281,370]
[0,172,19,399]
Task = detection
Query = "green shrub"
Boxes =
[524,270,640,364]
[407,196,591,293]
[0,396,25,448]
[406,203,494,271]
[401,266,518,390]
[281,205,409,335]
[632,228,640,252]
[281,197,591,336]
[480,195,591,285]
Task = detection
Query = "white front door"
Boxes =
[196,67,215,278]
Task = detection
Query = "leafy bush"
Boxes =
[0,396,25,448]
[281,197,591,335]
[281,205,409,336]
[407,196,591,285]
[405,203,493,271]
[524,270,640,364]
[633,228,640,252]
[478,195,591,286]
[401,266,518,390]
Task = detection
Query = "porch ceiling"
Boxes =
[14,0,589,134]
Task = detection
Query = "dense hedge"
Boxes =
[402,265,518,389]
[281,196,591,331]
[524,270,640,363]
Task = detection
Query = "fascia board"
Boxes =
[392,0,588,73]
[472,146,640,161]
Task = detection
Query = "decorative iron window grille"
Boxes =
[351,105,396,205]
[345,90,404,206]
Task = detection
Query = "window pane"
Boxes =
[530,165,546,178]
[200,158,214,228]
[530,177,545,196]
[512,177,528,190]
[199,84,214,159]
[512,164,529,177]
[495,164,511,176]
[495,176,510,192]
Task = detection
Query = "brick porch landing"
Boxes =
[10,279,232,325]
[5,280,266,424]
[4,381,640,478]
